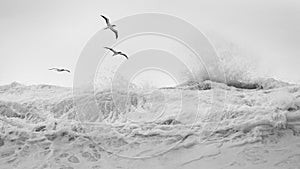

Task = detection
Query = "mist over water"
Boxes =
[93,30,281,93]
[204,31,260,84]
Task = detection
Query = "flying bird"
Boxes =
[49,68,71,73]
[104,47,128,59]
[101,15,118,39]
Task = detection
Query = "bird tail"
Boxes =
[104,26,109,30]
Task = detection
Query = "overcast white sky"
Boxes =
[0,0,300,87]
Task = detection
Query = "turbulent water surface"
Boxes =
[0,79,300,169]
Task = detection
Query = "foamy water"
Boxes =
[0,78,300,169]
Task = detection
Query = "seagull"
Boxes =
[104,47,128,59]
[48,68,71,73]
[101,15,118,39]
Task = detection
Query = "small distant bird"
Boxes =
[101,15,118,39]
[49,68,71,73]
[104,47,128,59]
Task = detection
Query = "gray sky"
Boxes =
[1,0,300,87]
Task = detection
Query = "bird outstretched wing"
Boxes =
[110,27,118,39]
[49,68,59,71]
[104,47,117,54]
[100,15,110,25]
[63,69,71,73]
[120,53,128,59]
